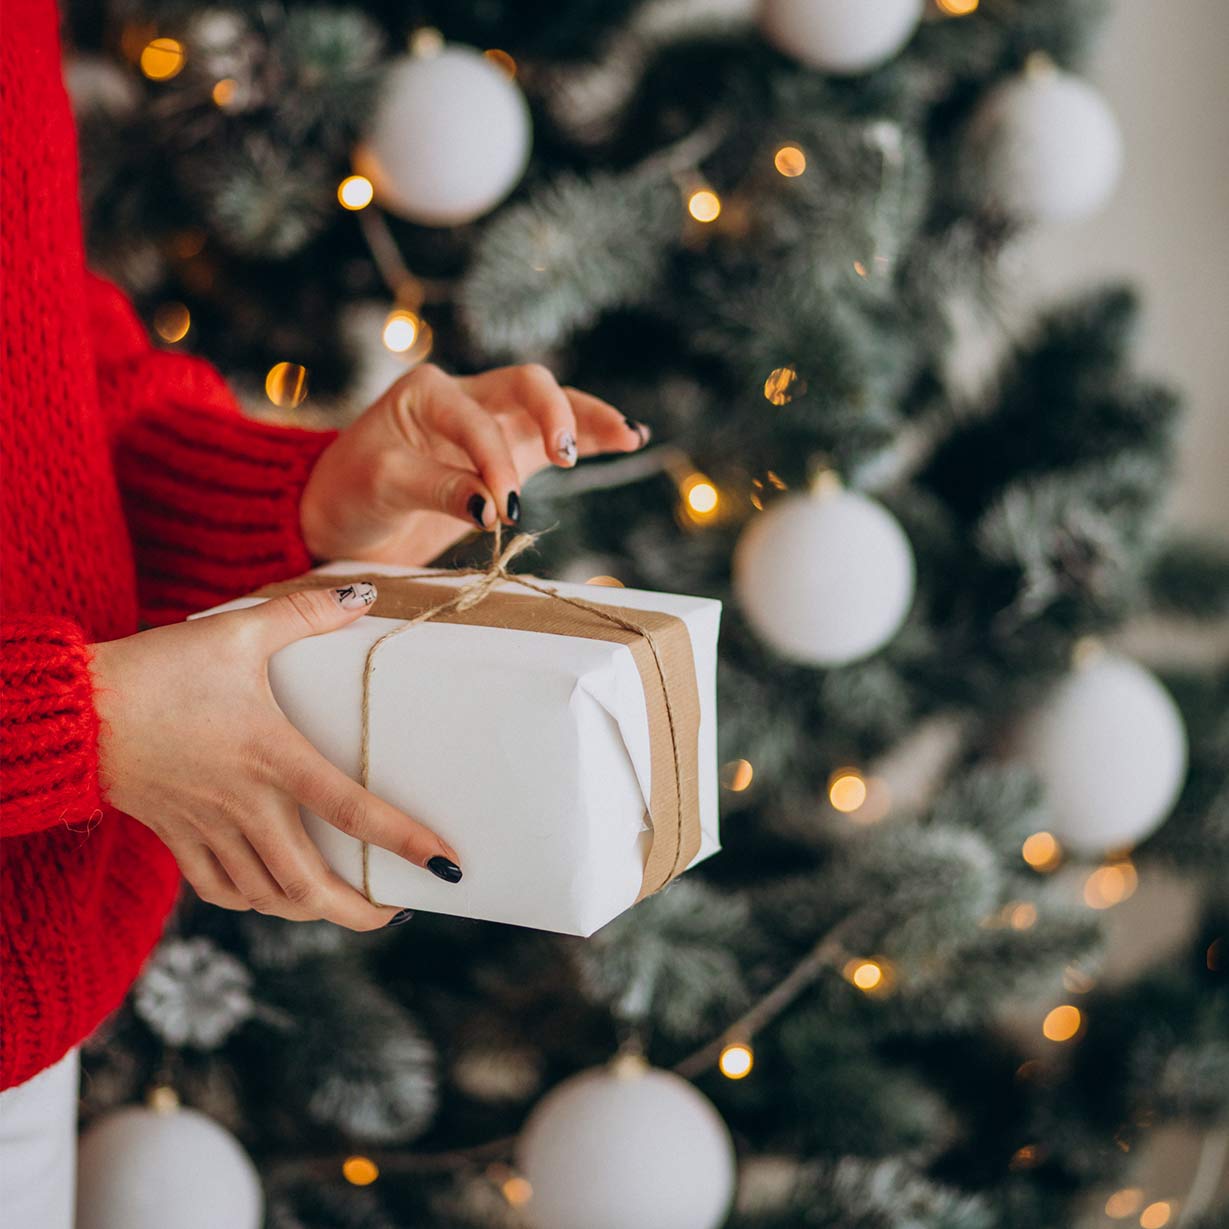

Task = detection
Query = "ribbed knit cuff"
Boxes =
[114,404,338,624]
[1,616,103,837]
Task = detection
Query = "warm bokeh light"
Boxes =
[1008,1144,1041,1171]
[722,759,755,792]
[828,769,868,813]
[936,0,979,14]
[140,37,185,81]
[585,575,625,588]
[763,365,803,406]
[484,48,517,77]
[502,1176,533,1206]
[1022,831,1062,872]
[1008,902,1038,930]
[682,475,720,519]
[342,1156,379,1186]
[853,260,868,278]
[338,174,375,210]
[1104,1188,1144,1219]
[211,78,236,107]
[264,361,310,408]
[1139,1203,1172,1229]
[687,189,722,223]
[844,959,886,992]
[1063,965,1096,994]
[718,1041,754,1079]
[382,310,420,353]
[1083,860,1138,910]
[1042,1004,1083,1043]
[773,145,807,177]
[152,302,191,344]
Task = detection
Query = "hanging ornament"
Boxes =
[968,56,1122,223]
[757,0,924,76]
[1015,649,1187,855]
[77,1092,262,1229]
[357,44,531,226]
[516,1055,736,1229]
[733,482,915,666]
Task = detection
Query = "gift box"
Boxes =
[196,551,721,936]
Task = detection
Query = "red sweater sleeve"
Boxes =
[85,274,338,624]
[0,616,102,837]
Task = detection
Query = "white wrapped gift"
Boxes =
[195,557,721,937]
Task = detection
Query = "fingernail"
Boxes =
[556,430,578,466]
[467,493,488,529]
[386,908,414,927]
[506,491,521,524]
[427,855,462,883]
[333,582,377,610]
[623,417,650,447]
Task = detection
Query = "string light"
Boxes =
[828,769,867,813]
[1021,831,1062,873]
[843,958,892,995]
[763,366,804,406]
[853,260,868,278]
[773,145,807,177]
[382,309,421,353]
[721,759,754,792]
[585,575,624,588]
[936,0,979,14]
[687,189,722,223]
[265,361,310,408]
[718,1041,754,1079]
[139,37,185,81]
[502,1175,533,1206]
[1008,1144,1042,1171]
[484,48,517,77]
[342,1156,379,1186]
[1041,1004,1083,1043]
[152,302,191,344]
[211,78,236,107]
[1008,901,1038,930]
[1083,860,1138,910]
[1062,965,1096,994]
[1139,1203,1173,1229]
[1105,1188,1145,1219]
[680,473,720,523]
[338,174,374,210]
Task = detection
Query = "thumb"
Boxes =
[251,582,378,655]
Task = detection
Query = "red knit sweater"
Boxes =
[0,2,338,1089]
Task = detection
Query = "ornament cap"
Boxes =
[1024,51,1057,79]
[146,1085,180,1114]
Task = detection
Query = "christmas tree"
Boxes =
[67,2,1228,1226]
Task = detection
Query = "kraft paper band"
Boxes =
[253,539,702,907]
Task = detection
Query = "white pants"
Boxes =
[0,1048,78,1229]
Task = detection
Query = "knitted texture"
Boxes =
[0,0,338,1089]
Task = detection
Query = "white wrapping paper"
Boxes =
[196,563,721,936]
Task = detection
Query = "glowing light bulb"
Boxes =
[1042,1004,1083,1043]
[1022,831,1062,872]
[338,174,374,210]
[140,37,185,81]
[828,769,867,813]
[382,310,420,353]
[502,1176,533,1206]
[680,474,720,523]
[343,1156,379,1186]
[718,1042,754,1079]
[763,365,803,406]
[153,302,191,344]
[1008,1144,1041,1171]
[264,361,309,408]
[687,189,722,223]
[937,0,979,14]
[1083,860,1139,910]
[844,959,885,992]
[773,145,807,177]
[211,78,236,107]
[722,759,754,792]
[1104,1188,1144,1219]
[1139,1203,1172,1229]
[1008,902,1038,930]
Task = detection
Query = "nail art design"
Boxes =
[623,417,651,447]
[427,856,463,883]
[387,909,414,927]
[334,582,377,610]
[467,493,488,529]
[506,491,521,524]
[556,431,578,466]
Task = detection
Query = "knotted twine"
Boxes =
[255,526,699,906]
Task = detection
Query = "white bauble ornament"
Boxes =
[758,0,924,75]
[77,1102,262,1229]
[733,486,915,666]
[517,1059,735,1229]
[1015,651,1187,854]
[359,46,531,226]
[969,62,1122,223]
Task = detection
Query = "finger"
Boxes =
[276,728,464,880]
[460,365,579,469]
[564,388,650,454]
[177,842,251,912]
[377,449,497,532]
[249,798,400,932]
[244,582,379,658]
[408,366,522,524]
[209,829,312,921]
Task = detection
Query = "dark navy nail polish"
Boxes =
[427,856,463,883]
[467,493,487,529]
[506,491,521,524]
[623,417,650,446]
[387,908,414,926]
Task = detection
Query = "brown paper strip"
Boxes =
[253,574,703,903]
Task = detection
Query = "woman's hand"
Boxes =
[300,362,649,565]
[91,583,459,930]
